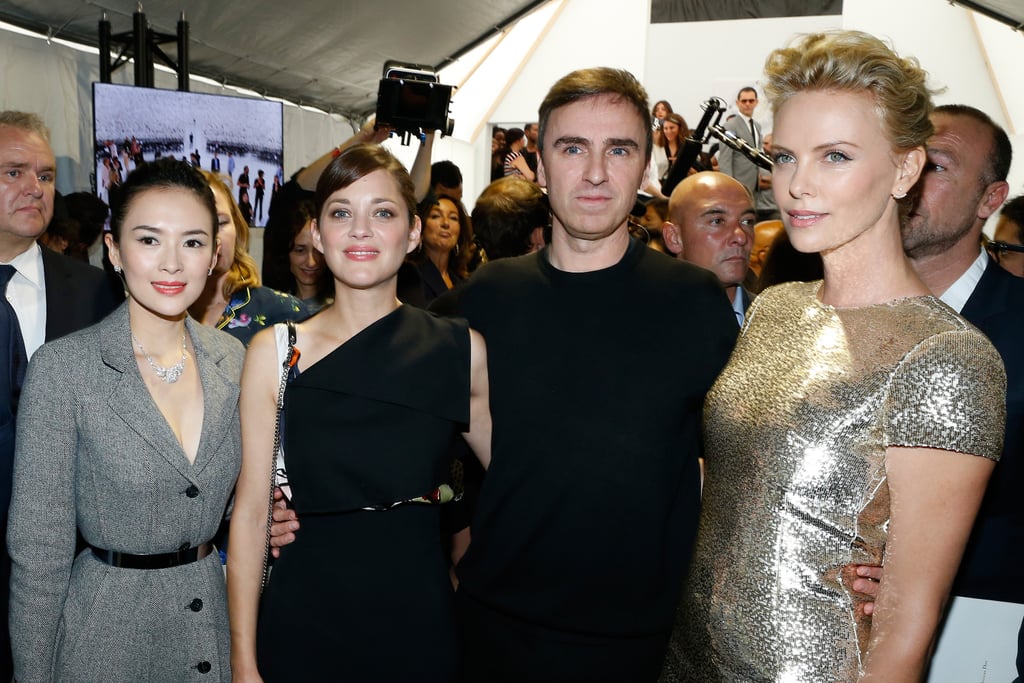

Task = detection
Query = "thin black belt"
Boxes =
[90,542,214,569]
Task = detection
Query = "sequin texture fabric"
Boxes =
[664,281,1005,682]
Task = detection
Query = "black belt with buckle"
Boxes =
[90,542,214,569]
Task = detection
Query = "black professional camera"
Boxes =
[375,61,455,143]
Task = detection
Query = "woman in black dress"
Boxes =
[652,112,687,183]
[228,144,490,682]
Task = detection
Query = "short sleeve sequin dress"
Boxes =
[663,281,1006,682]
[255,305,470,681]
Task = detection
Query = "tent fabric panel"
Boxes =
[651,0,842,23]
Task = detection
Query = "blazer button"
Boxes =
[196,661,211,674]
[186,485,200,498]
[189,598,203,612]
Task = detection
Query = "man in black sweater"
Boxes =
[453,68,736,682]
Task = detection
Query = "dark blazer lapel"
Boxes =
[100,304,195,481]
[41,247,75,341]
[961,259,1008,327]
[41,246,121,342]
[188,320,239,476]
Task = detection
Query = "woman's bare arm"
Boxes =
[511,153,535,183]
[461,329,491,469]
[227,328,282,682]
[410,131,436,203]
[295,120,391,191]
[861,445,995,681]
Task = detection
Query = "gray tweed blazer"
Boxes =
[7,302,243,682]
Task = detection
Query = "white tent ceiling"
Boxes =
[0,0,545,117]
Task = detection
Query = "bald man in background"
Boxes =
[662,172,756,325]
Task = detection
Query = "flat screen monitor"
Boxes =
[92,83,284,227]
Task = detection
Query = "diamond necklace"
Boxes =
[132,332,188,384]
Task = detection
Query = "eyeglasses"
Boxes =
[984,237,1024,263]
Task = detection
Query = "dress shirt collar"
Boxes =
[3,242,46,358]
[731,287,745,326]
[5,241,43,289]
[938,247,987,314]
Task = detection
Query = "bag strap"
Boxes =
[261,321,297,591]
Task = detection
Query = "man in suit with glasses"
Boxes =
[717,86,763,199]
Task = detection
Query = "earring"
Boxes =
[892,188,907,200]
[207,267,214,276]
[113,264,121,274]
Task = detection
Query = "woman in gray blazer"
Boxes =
[8,159,245,681]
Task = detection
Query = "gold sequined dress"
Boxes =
[665,281,1005,682]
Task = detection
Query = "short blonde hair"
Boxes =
[763,31,937,151]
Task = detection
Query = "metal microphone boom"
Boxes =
[660,97,724,196]
[659,96,774,196]
[711,125,774,171]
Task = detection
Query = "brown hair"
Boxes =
[538,67,652,160]
[660,113,689,147]
[472,176,549,260]
[934,104,1012,185]
[416,195,474,280]
[315,144,417,223]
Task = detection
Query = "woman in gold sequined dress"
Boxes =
[663,31,1006,682]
